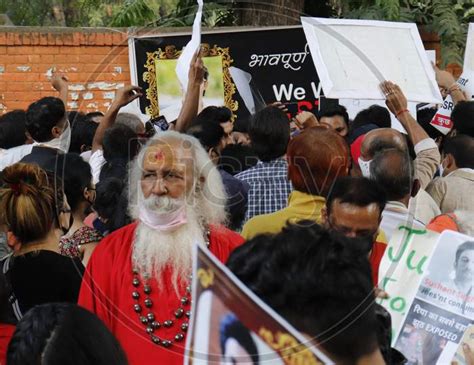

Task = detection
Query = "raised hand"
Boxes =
[113,85,143,108]
[380,81,408,117]
[188,48,205,87]
[294,111,319,130]
[432,62,456,90]
[51,74,69,92]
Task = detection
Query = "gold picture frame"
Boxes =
[143,43,238,119]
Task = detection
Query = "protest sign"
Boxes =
[175,0,203,93]
[464,24,474,74]
[129,26,338,121]
[430,23,474,135]
[378,225,439,336]
[301,17,442,103]
[429,70,474,135]
[339,50,437,134]
[339,98,417,134]
[184,244,332,365]
[392,230,474,364]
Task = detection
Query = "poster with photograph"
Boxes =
[393,230,474,364]
[301,17,442,103]
[452,325,474,365]
[184,245,332,365]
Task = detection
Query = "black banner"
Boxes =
[132,26,337,120]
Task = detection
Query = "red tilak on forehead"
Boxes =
[155,150,164,160]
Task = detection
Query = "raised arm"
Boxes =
[433,63,466,105]
[381,81,430,146]
[91,85,142,153]
[172,50,205,132]
[381,81,441,188]
[51,74,69,107]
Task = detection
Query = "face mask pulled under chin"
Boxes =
[138,198,187,232]
[38,120,71,153]
[358,158,372,178]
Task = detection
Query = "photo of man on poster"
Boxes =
[442,241,474,299]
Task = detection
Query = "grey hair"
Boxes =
[370,148,414,201]
[116,113,143,134]
[128,131,227,226]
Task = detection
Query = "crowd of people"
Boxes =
[0,48,473,365]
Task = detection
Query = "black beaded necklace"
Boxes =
[131,271,191,347]
[131,230,210,348]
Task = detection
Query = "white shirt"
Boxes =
[381,201,425,242]
[408,189,441,225]
[80,150,92,163]
[0,143,36,171]
[89,149,106,185]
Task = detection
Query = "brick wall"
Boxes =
[0,27,461,115]
[0,27,131,114]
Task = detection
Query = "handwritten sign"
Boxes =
[377,226,440,336]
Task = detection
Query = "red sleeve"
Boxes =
[0,324,16,365]
[209,225,245,264]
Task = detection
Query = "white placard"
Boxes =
[301,17,443,104]
[464,23,474,71]
[426,50,436,65]
[339,98,419,134]
[176,0,204,92]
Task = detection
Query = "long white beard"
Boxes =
[132,205,206,295]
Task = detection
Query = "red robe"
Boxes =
[78,222,244,365]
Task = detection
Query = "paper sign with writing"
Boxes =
[430,23,474,135]
[393,230,474,364]
[378,226,440,337]
[430,71,474,135]
[184,244,332,365]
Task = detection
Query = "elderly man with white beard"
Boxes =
[78,131,244,364]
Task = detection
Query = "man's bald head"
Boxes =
[361,128,407,160]
[370,148,415,203]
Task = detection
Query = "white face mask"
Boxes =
[138,195,188,232]
[358,157,372,178]
[38,119,71,153]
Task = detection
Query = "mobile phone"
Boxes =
[149,115,169,132]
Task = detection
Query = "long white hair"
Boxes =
[128,131,227,292]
